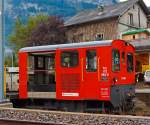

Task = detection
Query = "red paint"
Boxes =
[19,40,135,101]
[19,52,28,99]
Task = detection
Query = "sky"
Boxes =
[142,0,150,6]
[120,0,150,7]
[120,0,150,6]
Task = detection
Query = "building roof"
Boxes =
[65,0,150,27]
[19,40,112,53]
[129,38,150,52]
[122,28,150,35]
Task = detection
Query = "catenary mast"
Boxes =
[0,0,4,101]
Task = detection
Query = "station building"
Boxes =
[64,0,150,73]
[122,29,150,72]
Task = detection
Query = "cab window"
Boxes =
[86,50,97,72]
[112,49,120,72]
[61,51,78,67]
[122,52,125,63]
[127,53,134,72]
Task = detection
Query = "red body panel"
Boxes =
[55,40,135,101]
[56,49,82,100]
[111,40,135,86]
[19,52,28,99]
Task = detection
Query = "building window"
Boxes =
[129,13,134,25]
[95,33,104,40]
[61,51,78,67]
[78,33,83,42]
[112,49,120,72]
[127,53,134,72]
[147,21,150,28]
[133,35,135,39]
[86,50,97,72]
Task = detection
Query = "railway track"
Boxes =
[0,120,61,125]
[0,107,150,125]
[0,120,43,125]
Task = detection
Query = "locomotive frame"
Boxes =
[18,40,135,112]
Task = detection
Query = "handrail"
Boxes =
[98,57,100,81]
[81,58,84,82]
[28,69,55,72]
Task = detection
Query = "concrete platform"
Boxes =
[136,89,150,93]
[0,99,13,108]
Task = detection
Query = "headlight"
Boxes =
[113,77,118,84]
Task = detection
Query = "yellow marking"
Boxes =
[142,65,150,73]
[4,65,6,98]
[98,57,100,81]
[81,58,84,81]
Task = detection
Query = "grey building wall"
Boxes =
[117,3,148,37]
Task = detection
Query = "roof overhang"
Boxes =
[122,29,150,35]
[19,40,113,53]
[129,39,150,52]
[65,15,118,27]
[138,0,150,15]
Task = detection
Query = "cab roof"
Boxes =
[19,40,113,53]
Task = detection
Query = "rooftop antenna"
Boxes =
[97,0,104,12]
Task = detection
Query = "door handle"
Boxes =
[98,57,100,81]
[81,58,84,81]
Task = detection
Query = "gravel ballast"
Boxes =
[0,108,150,125]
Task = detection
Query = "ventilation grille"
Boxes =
[61,73,80,91]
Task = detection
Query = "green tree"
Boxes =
[9,18,26,52]
[9,14,48,53]
[4,54,18,67]
[5,56,12,67]
[28,16,67,46]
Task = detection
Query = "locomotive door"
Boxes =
[82,48,99,99]
[56,49,82,100]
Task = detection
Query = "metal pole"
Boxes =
[0,0,4,101]
[11,51,13,91]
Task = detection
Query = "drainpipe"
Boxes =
[149,53,150,65]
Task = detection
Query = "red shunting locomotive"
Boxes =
[18,39,135,112]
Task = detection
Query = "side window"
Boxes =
[28,55,34,70]
[86,50,97,72]
[37,57,44,68]
[61,51,78,67]
[127,53,134,72]
[112,49,120,72]
[45,54,55,70]
[122,52,125,64]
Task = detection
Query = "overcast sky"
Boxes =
[120,0,150,6]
